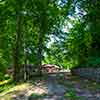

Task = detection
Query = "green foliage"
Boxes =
[0,73,5,81]
[80,56,100,67]
[45,0,100,69]
[0,52,8,73]
[29,93,47,99]
[64,91,82,100]
[0,0,100,79]
[0,79,14,92]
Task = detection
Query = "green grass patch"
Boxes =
[0,79,15,93]
[29,93,47,99]
[64,90,83,100]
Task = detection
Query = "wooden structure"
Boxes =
[6,64,61,80]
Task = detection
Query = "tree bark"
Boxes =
[13,13,23,82]
[37,31,43,75]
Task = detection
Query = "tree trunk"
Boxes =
[24,49,28,81]
[37,31,43,75]
[13,14,23,82]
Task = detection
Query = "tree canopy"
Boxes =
[0,0,100,81]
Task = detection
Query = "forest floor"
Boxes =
[0,72,100,100]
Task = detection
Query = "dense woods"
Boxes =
[0,0,100,81]
[0,0,100,100]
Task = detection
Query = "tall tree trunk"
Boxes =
[37,31,43,75]
[37,0,48,75]
[24,47,28,81]
[13,14,23,82]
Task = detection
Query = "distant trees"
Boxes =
[44,0,100,68]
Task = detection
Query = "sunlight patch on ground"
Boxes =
[0,74,100,100]
[0,79,11,85]
[31,86,47,95]
[0,81,48,100]
[0,83,31,97]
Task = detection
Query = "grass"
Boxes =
[0,74,100,100]
[0,79,15,93]
[0,75,48,100]
[0,79,34,100]
[29,93,47,99]
[64,90,83,100]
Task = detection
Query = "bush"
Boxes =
[0,73,5,81]
[74,56,100,68]
[64,90,83,100]
[86,56,100,67]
